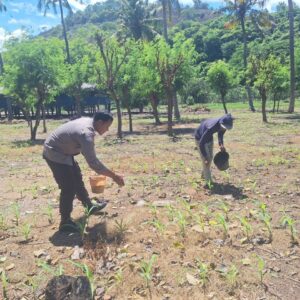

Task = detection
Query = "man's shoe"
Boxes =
[87,201,107,215]
[59,219,80,233]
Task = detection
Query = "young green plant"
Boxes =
[280,214,298,245]
[1,270,8,300]
[21,223,31,242]
[256,255,266,285]
[70,261,94,298]
[175,210,187,238]
[225,265,239,293]
[237,216,253,242]
[216,213,229,240]
[44,204,54,225]
[139,254,157,289]
[196,259,209,288]
[114,219,129,242]
[11,202,20,226]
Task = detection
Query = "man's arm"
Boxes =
[80,133,124,186]
[218,130,226,151]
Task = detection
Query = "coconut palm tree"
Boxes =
[287,0,295,113]
[223,0,267,112]
[37,0,76,63]
[120,0,158,41]
[159,0,180,41]
[0,1,6,12]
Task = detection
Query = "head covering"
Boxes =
[219,113,233,130]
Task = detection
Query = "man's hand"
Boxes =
[220,145,226,152]
[113,174,125,187]
[204,160,209,165]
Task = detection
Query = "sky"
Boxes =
[0,0,299,50]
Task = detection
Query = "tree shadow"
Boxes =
[122,126,196,137]
[12,139,45,148]
[209,182,247,200]
[277,112,300,122]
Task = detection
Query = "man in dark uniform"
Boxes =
[195,113,233,183]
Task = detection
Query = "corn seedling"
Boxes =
[38,260,64,276]
[225,265,239,291]
[280,214,298,245]
[193,214,205,232]
[11,202,20,226]
[0,213,7,230]
[139,255,157,289]
[181,198,193,217]
[149,203,158,219]
[70,261,94,297]
[257,202,267,218]
[114,219,129,241]
[1,270,8,299]
[44,204,54,224]
[23,275,42,296]
[201,204,211,222]
[260,214,272,242]
[219,201,230,221]
[206,180,214,190]
[148,219,165,235]
[196,259,209,288]
[237,216,253,241]
[216,213,229,239]
[166,204,176,222]
[21,223,31,241]
[256,255,266,284]
[257,203,272,242]
[77,206,94,238]
[175,210,187,237]
[113,268,124,285]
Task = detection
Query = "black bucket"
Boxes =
[214,151,229,171]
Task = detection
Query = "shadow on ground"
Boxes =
[209,182,247,200]
[49,216,121,247]
[12,139,45,147]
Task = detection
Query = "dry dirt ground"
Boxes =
[0,106,299,300]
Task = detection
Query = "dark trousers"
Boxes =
[44,157,92,221]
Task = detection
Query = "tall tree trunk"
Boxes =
[42,103,47,133]
[221,94,228,114]
[0,53,3,75]
[150,93,161,125]
[241,17,255,112]
[122,85,133,132]
[59,0,71,64]
[127,106,133,132]
[111,89,122,139]
[166,87,173,136]
[162,0,168,41]
[260,89,267,123]
[31,100,43,141]
[6,98,13,123]
[75,95,82,117]
[272,95,276,113]
[173,90,181,121]
[288,0,295,113]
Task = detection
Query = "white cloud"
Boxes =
[10,2,37,14]
[68,0,87,11]
[8,18,33,26]
[0,27,27,51]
